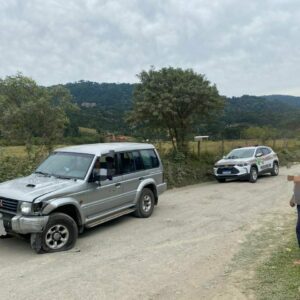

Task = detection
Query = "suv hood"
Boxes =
[215,157,252,166]
[0,174,79,203]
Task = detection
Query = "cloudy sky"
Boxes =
[1,0,300,96]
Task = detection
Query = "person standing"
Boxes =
[289,176,300,248]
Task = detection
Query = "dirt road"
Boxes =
[0,165,297,300]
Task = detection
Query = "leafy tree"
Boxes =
[0,73,76,152]
[128,67,223,152]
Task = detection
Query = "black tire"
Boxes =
[271,162,279,176]
[31,213,78,254]
[133,188,155,218]
[0,234,13,239]
[217,178,226,183]
[249,166,258,183]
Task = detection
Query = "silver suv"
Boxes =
[0,143,167,253]
[214,146,279,183]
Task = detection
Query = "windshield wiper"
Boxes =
[52,174,73,180]
[35,171,51,177]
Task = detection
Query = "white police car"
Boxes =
[213,146,279,183]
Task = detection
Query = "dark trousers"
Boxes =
[297,205,300,248]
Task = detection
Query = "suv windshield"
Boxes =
[226,148,255,159]
[35,152,94,180]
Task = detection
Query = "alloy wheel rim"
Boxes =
[142,195,152,212]
[45,224,69,250]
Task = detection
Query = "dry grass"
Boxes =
[79,127,98,134]
[154,139,299,156]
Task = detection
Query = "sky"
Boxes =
[0,0,300,97]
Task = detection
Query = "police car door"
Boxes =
[261,147,273,171]
[255,148,266,173]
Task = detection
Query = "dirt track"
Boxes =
[0,165,297,300]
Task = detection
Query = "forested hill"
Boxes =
[65,81,134,109]
[63,81,300,136]
[64,81,135,134]
[261,95,300,108]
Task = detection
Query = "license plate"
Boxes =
[222,171,231,175]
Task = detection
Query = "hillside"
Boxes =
[262,95,300,108]
[62,81,300,137]
[64,81,134,134]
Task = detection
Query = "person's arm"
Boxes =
[290,194,296,207]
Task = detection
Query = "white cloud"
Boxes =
[0,0,300,96]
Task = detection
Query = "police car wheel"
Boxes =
[271,162,279,176]
[249,167,258,183]
[217,178,226,183]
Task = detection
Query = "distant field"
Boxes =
[79,127,98,134]
[155,139,299,156]
[1,138,299,158]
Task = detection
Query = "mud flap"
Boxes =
[30,233,43,254]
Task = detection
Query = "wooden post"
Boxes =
[197,141,201,157]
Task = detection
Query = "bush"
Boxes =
[162,151,219,188]
[0,149,47,183]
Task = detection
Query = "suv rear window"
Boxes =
[140,150,159,169]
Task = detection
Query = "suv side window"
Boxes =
[140,149,159,169]
[120,152,136,174]
[132,151,144,171]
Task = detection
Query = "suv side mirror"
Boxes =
[256,152,263,158]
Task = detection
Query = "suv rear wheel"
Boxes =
[31,213,78,254]
[133,188,155,218]
[271,162,279,176]
[249,167,258,183]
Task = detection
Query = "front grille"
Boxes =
[0,197,18,213]
[217,164,235,168]
[217,167,239,175]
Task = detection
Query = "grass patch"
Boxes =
[255,235,300,300]
[228,213,300,300]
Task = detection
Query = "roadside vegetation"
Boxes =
[228,214,300,299]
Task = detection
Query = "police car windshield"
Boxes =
[226,149,255,159]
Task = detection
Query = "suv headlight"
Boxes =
[20,202,32,215]
[237,163,248,167]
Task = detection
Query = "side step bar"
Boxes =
[85,208,135,229]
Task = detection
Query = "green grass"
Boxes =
[255,236,300,300]
[229,215,300,300]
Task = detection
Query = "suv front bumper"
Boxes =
[0,213,48,235]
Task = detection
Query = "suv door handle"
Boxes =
[115,183,121,188]
[139,177,144,181]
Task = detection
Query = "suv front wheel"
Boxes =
[31,213,78,254]
[133,188,155,218]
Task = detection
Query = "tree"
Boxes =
[128,67,223,152]
[0,73,76,152]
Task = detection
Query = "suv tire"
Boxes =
[133,188,155,218]
[271,162,279,176]
[249,166,258,183]
[0,234,13,239]
[31,213,78,254]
